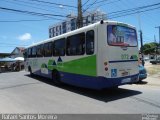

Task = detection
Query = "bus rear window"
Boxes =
[107,25,137,47]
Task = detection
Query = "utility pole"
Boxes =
[138,13,144,66]
[140,30,145,66]
[154,35,156,43]
[155,26,160,45]
[155,26,160,58]
[77,0,83,28]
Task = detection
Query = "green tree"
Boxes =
[142,42,159,55]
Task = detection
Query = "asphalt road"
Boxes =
[0,71,160,113]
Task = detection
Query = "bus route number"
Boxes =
[121,54,129,60]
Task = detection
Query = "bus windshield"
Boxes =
[107,25,137,47]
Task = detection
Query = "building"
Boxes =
[0,47,25,71]
[0,53,10,68]
[49,10,106,38]
[10,47,25,71]
[0,53,10,58]
[10,47,25,58]
[83,10,106,26]
[0,47,25,59]
[49,13,77,38]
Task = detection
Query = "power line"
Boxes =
[27,0,77,8]
[83,0,98,13]
[94,0,109,4]
[3,0,67,15]
[0,6,75,19]
[85,0,109,6]
[90,2,160,19]
[108,2,160,16]
[0,19,54,22]
[80,0,120,21]
[1,2,160,23]
[81,3,160,20]
[82,0,90,7]
[82,0,121,17]
[8,0,65,9]
[82,1,160,20]
[0,1,159,27]
[108,5,160,19]
[83,0,119,11]
[93,0,121,9]
[10,0,76,15]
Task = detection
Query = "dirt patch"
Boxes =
[145,62,160,76]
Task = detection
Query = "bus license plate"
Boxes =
[121,78,131,83]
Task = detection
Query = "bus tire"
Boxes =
[52,70,61,85]
[28,66,33,76]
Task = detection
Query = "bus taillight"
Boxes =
[105,67,108,71]
[104,62,108,71]
[104,62,108,66]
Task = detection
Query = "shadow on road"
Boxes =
[135,81,148,85]
[26,74,142,103]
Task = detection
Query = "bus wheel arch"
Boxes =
[52,69,61,85]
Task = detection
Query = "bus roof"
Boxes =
[26,20,136,49]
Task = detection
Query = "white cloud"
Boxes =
[59,5,64,8]
[18,33,32,41]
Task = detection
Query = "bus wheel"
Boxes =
[52,70,61,85]
[28,66,33,76]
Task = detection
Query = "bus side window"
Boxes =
[40,44,44,57]
[23,49,28,59]
[32,46,37,57]
[37,45,44,57]
[44,43,47,57]
[86,30,94,55]
[66,33,85,56]
[53,38,65,56]
[48,42,53,56]
[28,48,32,58]
[78,33,85,55]
[23,49,28,62]
[44,43,52,57]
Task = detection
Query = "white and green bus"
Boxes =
[24,20,139,90]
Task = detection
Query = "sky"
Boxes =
[0,0,160,53]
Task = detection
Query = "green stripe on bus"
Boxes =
[47,55,97,76]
